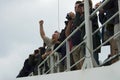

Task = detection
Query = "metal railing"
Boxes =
[29,0,120,76]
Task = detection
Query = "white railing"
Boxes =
[30,0,120,76]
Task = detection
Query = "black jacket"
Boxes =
[99,0,119,25]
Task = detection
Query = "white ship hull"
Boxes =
[16,61,120,80]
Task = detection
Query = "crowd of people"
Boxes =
[17,0,120,78]
[17,43,50,77]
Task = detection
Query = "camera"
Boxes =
[66,13,72,20]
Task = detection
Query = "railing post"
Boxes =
[56,52,60,72]
[38,66,40,75]
[66,41,71,71]
[82,0,93,69]
[50,54,54,73]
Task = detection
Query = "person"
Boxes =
[113,0,120,58]
[85,0,101,65]
[66,0,101,69]
[16,58,33,77]
[17,47,51,77]
[53,21,67,72]
[39,20,60,49]
[95,2,110,46]
[17,49,40,77]
[54,20,76,71]
[65,1,85,70]
[81,0,101,66]
[96,0,119,63]
[33,43,50,75]
[39,20,60,73]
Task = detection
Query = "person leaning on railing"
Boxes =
[16,56,33,78]
[81,0,101,65]
[87,0,101,65]
[33,44,51,75]
[96,0,119,63]
[65,1,85,70]
[16,47,51,77]
[113,0,120,57]
[53,21,68,72]
[39,20,60,73]
[16,49,40,77]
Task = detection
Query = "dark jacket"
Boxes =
[54,28,67,57]
[33,47,49,75]
[91,9,101,53]
[100,0,119,25]
[17,59,33,78]
[71,12,85,46]
[113,0,119,24]
[71,10,101,53]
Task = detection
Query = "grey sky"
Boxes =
[0,0,109,80]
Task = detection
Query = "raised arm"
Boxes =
[39,20,46,39]
[65,20,73,37]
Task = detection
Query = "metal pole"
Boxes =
[66,41,71,71]
[57,0,60,31]
[38,67,40,75]
[82,0,93,69]
[50,55,54,73]
[56,52,60,72]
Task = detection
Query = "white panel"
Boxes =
[16,61,120,80]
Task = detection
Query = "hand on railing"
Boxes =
[42,51,52,59]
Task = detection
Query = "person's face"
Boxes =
[75,3,83,13]
[34,49,39,56]
[52,32,59,42]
